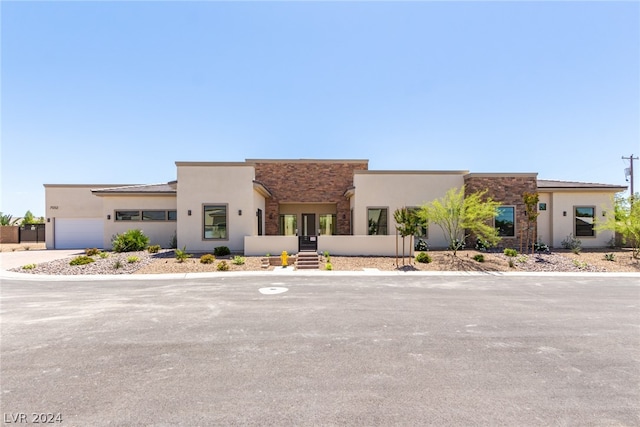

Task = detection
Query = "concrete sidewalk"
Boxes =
[0,249,83,270]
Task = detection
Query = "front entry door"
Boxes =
[301,213,316,236]
[299,213,317,251]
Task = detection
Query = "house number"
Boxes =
[50,206,59,209]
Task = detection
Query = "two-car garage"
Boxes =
[53,218,104,249]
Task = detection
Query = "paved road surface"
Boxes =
[1,275,638,426]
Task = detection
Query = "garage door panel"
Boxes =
[55,219,104,249]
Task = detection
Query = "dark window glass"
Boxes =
[167,210,177,221]
[575,207,595,237]
[142,211,166,221]
[115,210,140,221]
[496,207,515,237]
[368,208,388,235]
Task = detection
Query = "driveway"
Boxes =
[1,275,638,426]
[0,248,82,270]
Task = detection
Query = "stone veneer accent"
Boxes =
[252,160,368,235]
[463,174,538,250]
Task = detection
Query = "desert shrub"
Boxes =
[503,248,518,257]
[70,255,95,266]
[232,255,245,265]
[113,260,122,269]
[508,259,515,268]
[414,238,429,252]
[200,254,215,264]
[475,238,491,252]
[561,234,582,254]
[85,248,100,256]
[415,252,432,264]
[98,251,109,259]
[534,241,550,253]
[573,259,588,269]
[175,246,192,263]
[22,264,36,270]
[217,260,229,271]
[323,251,331,262]
[604,253,616,262]
[473,254,485,262]
[112,229,149,253]
[214,246,231,257]
[325,262,333,270]
[516,255,528,263]
[127,256,139,263]
[169,232,177,249]
[147,245,161,254]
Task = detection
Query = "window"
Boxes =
[368,208,388,235]
[115,210,141,221]
[319,214,336,235]
[279,214,297,236]
[575,206,595,237]
[204,205,227,239]
[115,210,176,222]
[496,206,515,237]
[142,210,166,221]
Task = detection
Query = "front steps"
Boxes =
[296,251,319,270]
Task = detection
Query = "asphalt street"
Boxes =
[1,274,639,426]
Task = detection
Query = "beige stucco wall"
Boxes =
[43,184,124,249]
[541,190,617,248]
[537,193,552,246]
[176,163,257,252]
[352,171,466,248]
[100,195,177,249]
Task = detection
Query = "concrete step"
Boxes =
[296,252,319,270]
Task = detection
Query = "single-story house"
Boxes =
[44,159,627,255]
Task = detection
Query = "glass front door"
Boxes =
[301,213,316,236]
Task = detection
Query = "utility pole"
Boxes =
[623,154,638,201]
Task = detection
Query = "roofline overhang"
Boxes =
[355,170,469,175]
[253,180,272,198]
[537,186,627,193]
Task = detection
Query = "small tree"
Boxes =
[522,192,539,254]
[394,207,419,266]
[597,194,640,259]
[418,186,501,256]
[0,212,19,226]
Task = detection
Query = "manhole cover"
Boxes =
[259,287,288,295]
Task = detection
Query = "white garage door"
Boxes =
[55,218,104,249]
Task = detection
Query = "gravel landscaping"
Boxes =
[7,247,639,275]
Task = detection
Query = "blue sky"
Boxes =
[2,1,639,217]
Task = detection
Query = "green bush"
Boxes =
[169,232,177,249]
[473,254,485,262]
[232,255,245,265]
[112,229,149,253]
[604,253,616,262]
[200,254,215,264]
[70,255,95,266]
[217,260,229,271]
[127,256,140,263]
[561,234,582,254]
[113,260,122,270]
[98,251,109,259]
[22,264,36,270]
[503,248,518,257]
[175,246,192,263]
[147,245,161,254]
[85,248,100,256]
[214,246,231,257]
[325,262,333,270]
[415,252,432,263]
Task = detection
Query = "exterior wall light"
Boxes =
[107,214,111,220]
[47,218,50,223]
[188,210,192,216]
[238,210,242,216]
[563,211,567,216]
